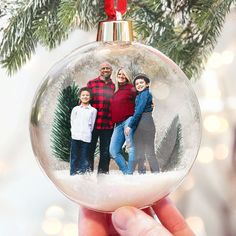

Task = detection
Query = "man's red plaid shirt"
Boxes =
[87,76,115,130]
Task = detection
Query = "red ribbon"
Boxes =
[104,0,127,20]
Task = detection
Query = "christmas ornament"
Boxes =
[30,0,201,212]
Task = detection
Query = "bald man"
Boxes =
[87,62,115,174]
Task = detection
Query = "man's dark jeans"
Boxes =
[70,139,90,175]
[89,129,113,174]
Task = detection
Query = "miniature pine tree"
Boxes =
[51,82,79,162]
[156,115,183,171]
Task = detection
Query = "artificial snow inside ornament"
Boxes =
[30,6,201,212]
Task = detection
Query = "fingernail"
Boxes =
[112,207,136,230]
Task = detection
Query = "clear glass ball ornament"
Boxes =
[30,30,201,212]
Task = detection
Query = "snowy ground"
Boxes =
[53,169,186,212]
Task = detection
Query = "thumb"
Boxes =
[112,207,172,236]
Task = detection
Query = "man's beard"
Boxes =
[104,74,111,80]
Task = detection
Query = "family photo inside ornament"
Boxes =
[30,21,201,212]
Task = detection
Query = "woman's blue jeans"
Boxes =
[109,117,135,174]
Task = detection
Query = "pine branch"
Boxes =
[35,3,74,49]
[57,0,78,31]
[0,4,37,74]
[75,0,105,30]
[0,1,20,19]
[142,0,236,79]
[0,1,60,74]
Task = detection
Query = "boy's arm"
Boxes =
[90,108,97,131]
[70,108,76,127]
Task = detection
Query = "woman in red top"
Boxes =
[109,68,136,174]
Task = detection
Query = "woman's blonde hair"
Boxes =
[115,67,133,91]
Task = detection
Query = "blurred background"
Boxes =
[0,7,236,236]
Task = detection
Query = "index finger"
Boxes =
[152,198,195,236]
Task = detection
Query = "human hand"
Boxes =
[79,198,195,236]
[124,127,131,136]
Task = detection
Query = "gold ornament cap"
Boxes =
[96,20,133,42]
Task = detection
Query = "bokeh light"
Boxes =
[197,147,214,164]
[41,218,62,235]
[45,205,65,219]
[204,115,229,133]
[63,223,77,236]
